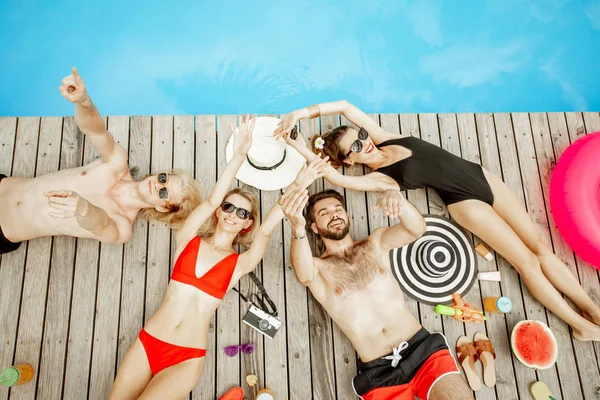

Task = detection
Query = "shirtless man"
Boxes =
[0,68,202,254]
[280,188,473,400]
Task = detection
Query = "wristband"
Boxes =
[307,104,321,119]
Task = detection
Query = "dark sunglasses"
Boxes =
[344,127,369,157]
[156,172,169,200]
[220,201,252,220]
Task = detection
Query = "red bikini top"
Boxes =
[171,236,239,299]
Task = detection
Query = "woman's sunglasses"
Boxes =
[220,201,252,220]
[157,172,169,200]
[345,127,369,157]
[224,343,255,357]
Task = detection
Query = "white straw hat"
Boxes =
[225,117,305,191]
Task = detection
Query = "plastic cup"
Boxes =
[0,364,34,387]
[484,296,512,313]
[256,388,275,400]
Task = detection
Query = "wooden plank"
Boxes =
[379,114,420,320]
[237,114,273,398]
[490,113,548,397]
[415,114,445,335]
[511,113,564,396]
[170,115,196,272]
[398,114,430,327]
[62,119,104,400]
[436,114,473,382]
[460,113,518,400]
[215,115,241,394]
[337,116,374,398]
[544,113,600,399]
[303,116,336,400]
[36,117,83,400]
[238,191,264,400]
[169,115,196,400]
[238,115,268,399]
[245,117,287,399]
[583,112,600,133]
[144,116,174,322]
[281,117,313,400]
[369,113,394,234]
[116,117,150,370]
[0,117,16,176]
[565,112,587,141]
[11,117,62,400]
[192,115,218,400]
[261,187,288,398]
[441,113,498,400]
[88,116,129,398]
[474,113,521,399]
[0,117,34,400]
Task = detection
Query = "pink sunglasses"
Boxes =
[224,343,255,357]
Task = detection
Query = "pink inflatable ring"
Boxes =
[550,131,600,269]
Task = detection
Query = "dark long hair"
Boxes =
[311,126,351,169]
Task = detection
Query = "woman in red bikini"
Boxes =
[109,116,328,399]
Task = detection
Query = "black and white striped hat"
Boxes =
[389,215,477,305]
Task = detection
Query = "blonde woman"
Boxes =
[110,116,328,399]
[275,100,600,342]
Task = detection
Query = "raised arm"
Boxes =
[371,190,427,251]
[59,68,127,166]
[175,117,255,246]
[278,182,324,285]
[238,156,329,273]
[284,141,397,192]
[274,100,395,145]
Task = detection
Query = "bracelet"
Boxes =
[292,232,307,240]
[307,104,321,119]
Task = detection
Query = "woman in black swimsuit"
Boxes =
[275,100,600,342]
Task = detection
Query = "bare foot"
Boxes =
[572,320,600,342]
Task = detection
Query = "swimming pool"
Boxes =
[1,0,599,116]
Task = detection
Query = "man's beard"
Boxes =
[317,219,350,240]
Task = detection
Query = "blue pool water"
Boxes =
[1,0,599,116]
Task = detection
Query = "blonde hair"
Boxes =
[196,187,260,248]
[141,168,203,228]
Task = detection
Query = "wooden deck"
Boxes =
[0,112,599,400]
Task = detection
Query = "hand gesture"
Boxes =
[231,115,255,156]
[58,67,88,104]
[279,186,309,228]
[44,190,90,218]
[294,155,329,188]
[374,189,405,219]
[273,111,301,142]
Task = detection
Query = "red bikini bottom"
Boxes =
[138,328,206,375]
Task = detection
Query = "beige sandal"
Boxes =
[456,335,481,391]
[474,332,496,387]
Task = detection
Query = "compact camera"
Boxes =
[242,304,281,339]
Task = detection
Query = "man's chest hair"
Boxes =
[321,240,384,293]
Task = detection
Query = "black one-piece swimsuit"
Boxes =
[375,137,494,206]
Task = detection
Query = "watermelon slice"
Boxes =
[511,320,558,370]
